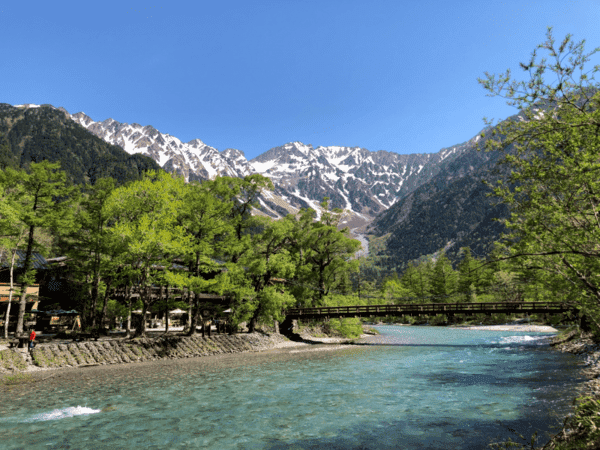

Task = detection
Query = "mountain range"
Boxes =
[4,103,513,268]
[66,107,485,229]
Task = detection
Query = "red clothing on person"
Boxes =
[29,330,36,341]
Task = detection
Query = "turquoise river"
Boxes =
[0,326,587,449]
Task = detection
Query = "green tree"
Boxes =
[399,259,433,302]
[243,215,297,331]
[457,247,479,302]
[174,177,235,335]
[180,174,274,333]
[0,161,78,335]
[290,200,360,307]
[0,185,27,338]
[430,250,458,301]
[382,275,411,303]
[479,28,600,328]
[222,174,274,263]
[58,177,120,329]
[105,171,191,337]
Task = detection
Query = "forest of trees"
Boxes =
[0,164,361,338]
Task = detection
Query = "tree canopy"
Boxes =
[478,27,600,328]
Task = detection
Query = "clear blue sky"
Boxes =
[3,0,600,160]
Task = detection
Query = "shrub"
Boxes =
[329,318,363,338]
[429,314,448,326]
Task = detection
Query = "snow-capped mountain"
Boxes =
[252,143,427,217]
[249,137,481,227]
[14,105,475,229]
[69,112,254,181]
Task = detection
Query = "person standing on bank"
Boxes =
[29,328,36,351]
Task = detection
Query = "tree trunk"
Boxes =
[16,225,35,336]
[187,289,192,333]
[248,304,261,333]
[90,267,102,329]
[3,249,18,339]
[98,279,113,331]
[163,285,169,334]
[125,286,132,339]
[136,285,150,338]
[187,291,198,336]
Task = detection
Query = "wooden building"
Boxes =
[0,251,49,329]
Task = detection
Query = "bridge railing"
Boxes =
[284,302,571,317]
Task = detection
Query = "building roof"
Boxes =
[0,250,48,270]
[30,309,79,315]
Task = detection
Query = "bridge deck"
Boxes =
[284,302,572,319]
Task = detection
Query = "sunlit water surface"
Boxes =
[0,326,586,449]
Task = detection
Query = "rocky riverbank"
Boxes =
[551,330,600,397]
[532,330,600,449]
[0,333,298,375]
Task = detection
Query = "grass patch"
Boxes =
[0,349,28,371]
[1,373,33,386]
[31,348,49,367]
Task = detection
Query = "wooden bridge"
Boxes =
[284,301,573,320]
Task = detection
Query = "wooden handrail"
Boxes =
[284,302,572,317]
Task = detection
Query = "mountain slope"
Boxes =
[0,104,161,185]
[369,126,511,268]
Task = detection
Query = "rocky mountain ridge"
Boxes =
[69,111,255,182]
[57,106,479,227]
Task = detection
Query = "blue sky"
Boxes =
[3,0,600,160]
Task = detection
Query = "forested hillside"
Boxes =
[0,104,161,185]
[368,124,514,270]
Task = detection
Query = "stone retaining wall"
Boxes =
[0,333,290,373]
[0,348,28,372]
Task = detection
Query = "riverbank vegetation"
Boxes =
[1,161,567,342]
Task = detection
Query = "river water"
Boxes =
[0,326,586,449]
